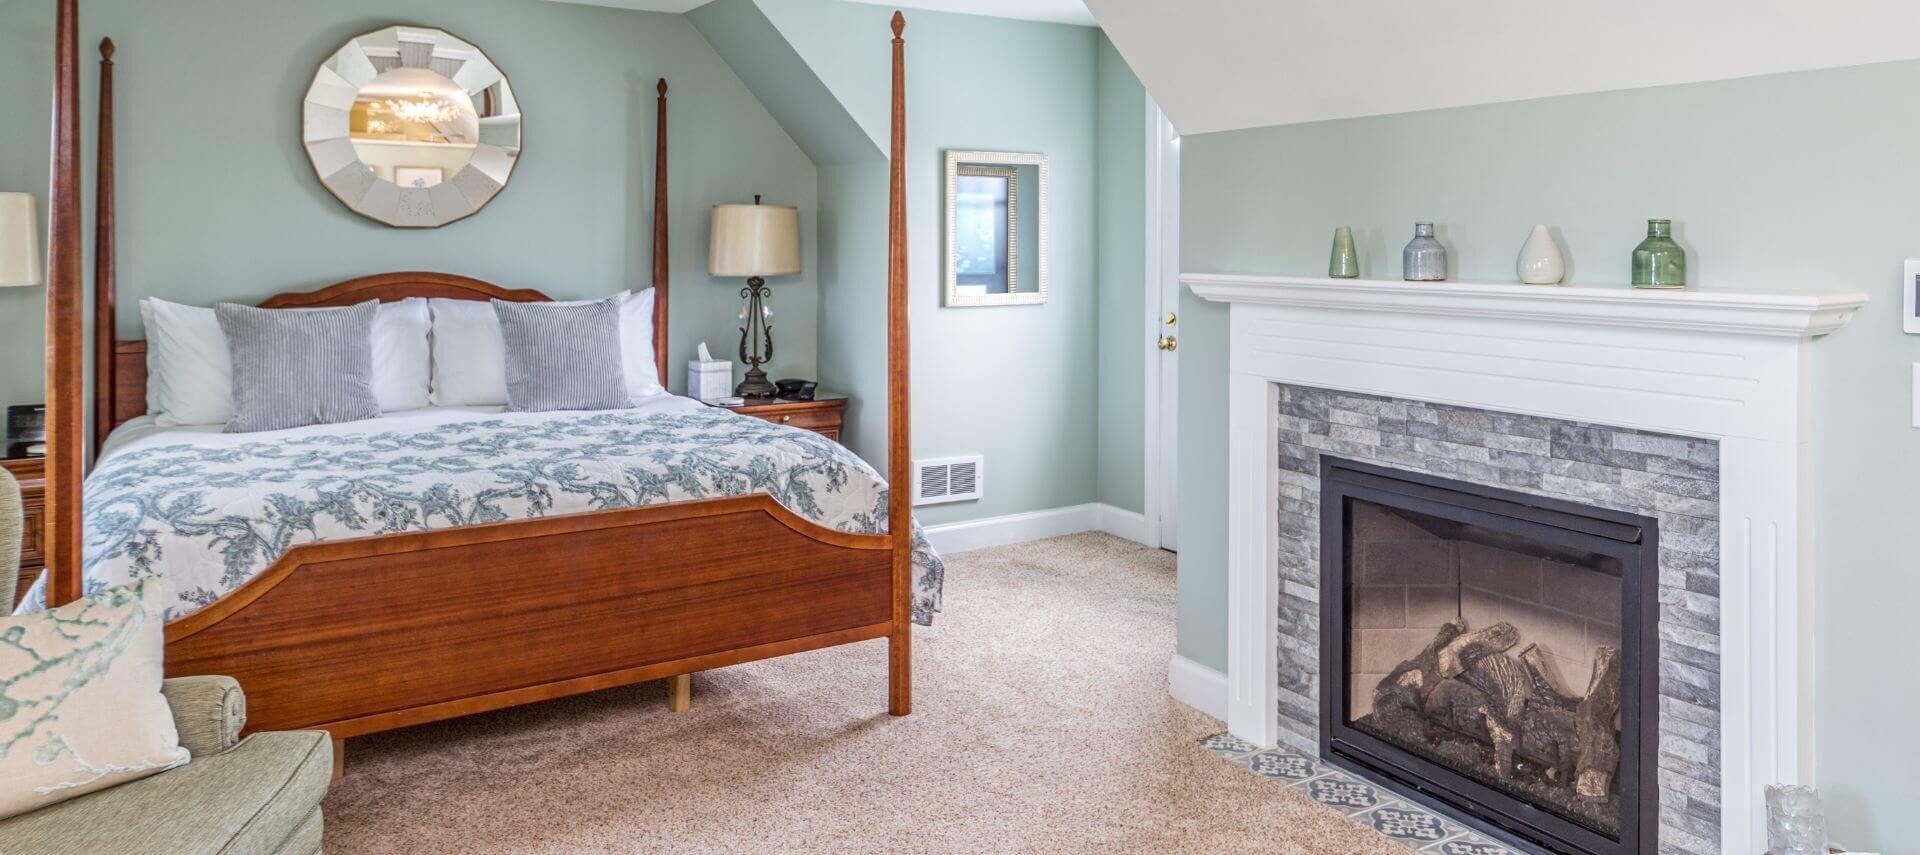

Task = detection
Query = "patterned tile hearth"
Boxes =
[1200,734,1542,854]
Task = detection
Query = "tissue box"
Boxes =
[687,360,734,402]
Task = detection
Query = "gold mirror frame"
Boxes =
[944,150,1048,307]
[302,25,523,228]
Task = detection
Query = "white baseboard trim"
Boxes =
[1097,505,1149,545]
[1168,654,1229,722]
[923,502,1151,554]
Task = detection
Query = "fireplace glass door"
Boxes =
[1319,458,1655,855]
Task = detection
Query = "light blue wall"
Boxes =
[815,160,891,467]
[733,0,1114,526]
[1094,33,1145,514]
[0,0,820,407]
[686,0,879,166]
[1178,60,1920,849]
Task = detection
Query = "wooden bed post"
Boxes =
[92,38,116,457]
[44,0,84,607]
[886,10,912,717]
[652,78,670,390]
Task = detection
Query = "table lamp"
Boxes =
[0,193,42,289]
[709,196,799,399]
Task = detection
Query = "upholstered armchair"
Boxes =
[0,466,333,854]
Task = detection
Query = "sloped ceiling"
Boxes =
[1086,0,1920,135]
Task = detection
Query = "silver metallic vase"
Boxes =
[1402,222,1447,281]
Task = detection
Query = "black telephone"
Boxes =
[774,379,818,401]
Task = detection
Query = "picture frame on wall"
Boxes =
[394,166,445,190]
[1905,259,1920,334]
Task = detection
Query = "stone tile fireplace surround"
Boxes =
[1185,274,1866,854]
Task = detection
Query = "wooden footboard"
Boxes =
[164,495,893,736]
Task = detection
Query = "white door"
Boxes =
[1145,98,1180,551]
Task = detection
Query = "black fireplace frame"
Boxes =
[1318,456,1659,855]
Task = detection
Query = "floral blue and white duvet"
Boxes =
[17,395,944,624]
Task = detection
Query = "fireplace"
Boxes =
[1319,457,1657,855]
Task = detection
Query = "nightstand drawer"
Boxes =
[5,458,45,608]
[18,490,42,570]
[720,396,848,443]
[758,409,839,431]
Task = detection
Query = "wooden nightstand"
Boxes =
[2,457,45,608]
[716,394,848,442]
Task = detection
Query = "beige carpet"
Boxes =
[322,533,1400,853]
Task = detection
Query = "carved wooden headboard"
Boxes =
[94,74,675,448]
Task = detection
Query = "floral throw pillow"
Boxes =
[0,579,188,819]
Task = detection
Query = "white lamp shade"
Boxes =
[708,203,800,278]
[0,193,41,288]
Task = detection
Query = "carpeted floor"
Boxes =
[322,533,1401,853]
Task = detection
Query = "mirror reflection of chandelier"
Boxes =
[381,91,461,125]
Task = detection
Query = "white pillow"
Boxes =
[619,289,664,402]
[0,579,189,821]
[371,297,431,412]
[141,297,227,426]
[142,296,432,425]
[427,298,510,406]
[429,289,662,407]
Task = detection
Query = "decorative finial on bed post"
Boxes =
[892,10,905,37]
[657,77,667,97]
[101,37,115,61]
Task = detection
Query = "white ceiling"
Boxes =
[546,0,1095,26]
[1088,0,1920,135]
[839,0,1093,26]
[542,0,711,13]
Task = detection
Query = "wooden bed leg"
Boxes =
[330,736,345,782]
[889,630,911,716]
[667,673,691,713]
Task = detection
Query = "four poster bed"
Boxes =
[36,0,921,770]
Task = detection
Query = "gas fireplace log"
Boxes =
[1422,678,1495,743]
[1574,645,1622,800]
[1373,618,1466,714]
[1437,621,1519,679]
[1519,644,1579,713]
[1385,622,1589,783]
[1518,704,1579,784]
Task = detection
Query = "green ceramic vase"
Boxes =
[1631,219,1686,289]
[1329,226,1360,279]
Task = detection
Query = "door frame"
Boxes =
[1142,97,1180,550]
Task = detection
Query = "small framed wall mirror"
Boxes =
[944,150,1049,306]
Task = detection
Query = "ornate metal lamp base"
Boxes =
[736,367,777,399]
[737,276,777,398]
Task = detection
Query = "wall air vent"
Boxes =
[912,455,982,506]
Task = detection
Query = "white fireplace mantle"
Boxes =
[1185,271,1867,854]
[1185,273,1867,338]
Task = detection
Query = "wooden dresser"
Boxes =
[2,458,45,607]
[719,394,847,443]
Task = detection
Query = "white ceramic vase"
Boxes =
[1516,224,1565,285]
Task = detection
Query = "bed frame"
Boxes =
[40,2,916,770]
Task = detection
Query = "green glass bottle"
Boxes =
[1631,219,1686,289]
[1329,226,1360,279]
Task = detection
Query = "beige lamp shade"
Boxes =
[708,203,801,278]
[0,193,42,287]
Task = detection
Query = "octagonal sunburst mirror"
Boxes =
[303,25,522,228]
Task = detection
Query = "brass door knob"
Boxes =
[781,415,793,423]
[1157,335,1178,352]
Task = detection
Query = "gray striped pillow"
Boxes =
[492,298,633,412]
[215,300,382,433]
